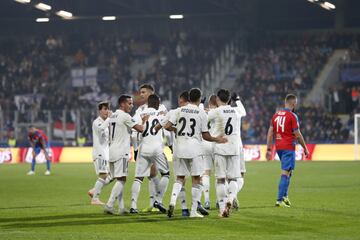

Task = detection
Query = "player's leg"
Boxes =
[131,154,150,213]
[225,155,240,212]
[275,151,294,207]
[214,154,230,217]
[202,154,212,209]
[283,171,292,206]
[168,158,187,218]
[189,156,207,218]
[27,148,39,175]
[90,158,111,204]
[104,158,128,214]
[44,142,52,175]
[147,164,160,210]
[178,182,189,216]
[154,153,170,204]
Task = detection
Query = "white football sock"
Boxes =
[92,178,106,200]
[158,175,169,203]
[104,175,112,185]
[228,180,238,204]
[149,176,160,206]
[178,187,187,209]
[191,184,202,213]
[107,180,124,208]
[131,179,142,209]
[237,177,244,193]
[225,180,229,195]
[202,175,210,202]
[170,181,182,206]
[216,182,226,213]
[118,191,125,209]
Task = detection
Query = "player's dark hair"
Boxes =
[189,88,202,102]
[139,84,155,92]
[208,94,217,107]
[118,95,132,106]
[179,91,189,102]
[98,101,110,111]
[285,94,297,102]
[217,89,231,103]
[148,94,160,110]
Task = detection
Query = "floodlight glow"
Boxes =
[35,2,51,11]
[56,10,73,19]
[14,0,31,3]
[102,16,116,21]
[169,15,184,19]
[324,1,336,9]
[36,18,49,22]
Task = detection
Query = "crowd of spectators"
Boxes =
[237,33,355,143]
[1,31,360,144]
[0,31,226,144]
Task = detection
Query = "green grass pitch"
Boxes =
[0,161,360,240]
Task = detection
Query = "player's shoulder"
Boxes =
[159,104,167,111]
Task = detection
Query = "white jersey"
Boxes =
[132,103,167,149]
[137,107,165,156]
[109,109,136,162]
[169,103,208,159]
[92,116,110,160]
[208,100,246,156]
[202,108,217,156]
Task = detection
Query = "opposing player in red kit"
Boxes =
[266,94,309,207]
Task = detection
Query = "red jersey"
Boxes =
[271,108,299,151]
[28,129,48,146]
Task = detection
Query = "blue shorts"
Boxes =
[34,142,51,155]
[277,150,295,171]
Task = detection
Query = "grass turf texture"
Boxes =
[0,161,360,240]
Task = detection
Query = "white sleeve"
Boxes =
[168,109,178,125]
[207,109,216,121]
[199,103,204,110]
[160,111,171,127]
[200,110,209,133]
[124,114,137,128]
[235,100,246,117]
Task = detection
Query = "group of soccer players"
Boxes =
[27,83,309,217]
[88,84,248,218]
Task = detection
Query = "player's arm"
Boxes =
[294,130,309,157]
[132,114,149,133]
[202,132,227,143]
[266,125,274,160]
[232,93,246,116]
[163,121,177,132]
[28,136,35,148]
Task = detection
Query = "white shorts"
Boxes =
[239,148,246,173]
[93,158,109,175]
[214,154,240,179]
[203,154,214,171]
[174,156,204,177]
[109,158,129,178]
[135,152,169,177]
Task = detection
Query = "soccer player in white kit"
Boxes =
[207,89,245,217]
[130,94,168,214]
[201,95,218,210]
[88,101,112,205]
[104,95,146,215]
[132,84,171,212]
[230,92,247,210]
[163,88,227,218]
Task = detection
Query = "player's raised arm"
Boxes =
[266,124,274,160]
[231,93,246,117]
